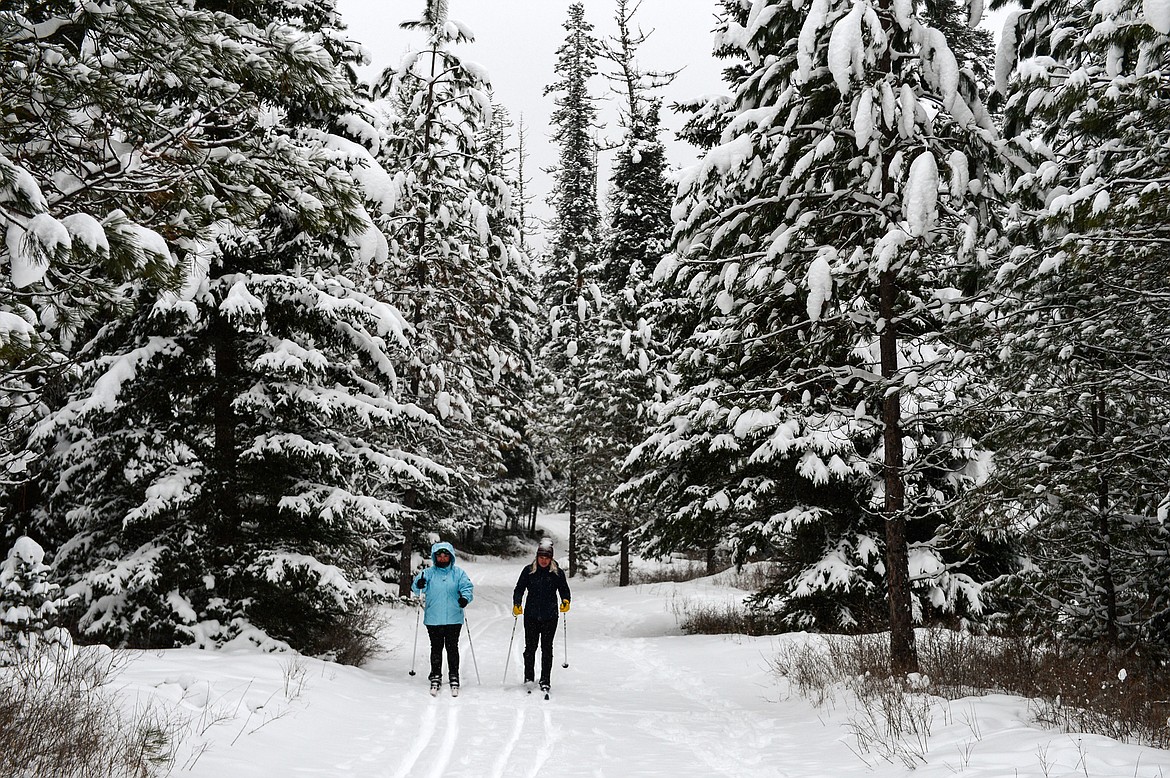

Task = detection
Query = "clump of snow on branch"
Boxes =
[995,11,1024,95]
[806,247,836,321]
[1145,0,1170,33]
[904,150,940,237]
[797,0,830,82]
[827,0,885,94]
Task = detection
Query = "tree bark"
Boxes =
[397,491,417,596]
[879,268,919,676]
[619,522,630,586]
[1092,392,1118,645]
[211,309,239,534]
[568,464,578,578]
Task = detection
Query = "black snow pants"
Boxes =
[522,616,559,686]
[426,623,462,684]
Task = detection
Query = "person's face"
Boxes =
[436,551,451,566]
[536,554,551,568]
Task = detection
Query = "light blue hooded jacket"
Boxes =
[411,542,474,626]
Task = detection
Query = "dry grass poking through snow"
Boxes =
[0,646,179,778]
[774,629,1170,768]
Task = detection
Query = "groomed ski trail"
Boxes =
[101,515,1170,777]
[143,520,832,777]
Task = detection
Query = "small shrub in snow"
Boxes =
[671,596,771,636]
[0,536,71,664]
[310,604,389,666]
[609,561,711,586]
[772,629,1170,761]
[0,645,178,777]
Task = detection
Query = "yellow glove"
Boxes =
[559,600,570,613]
[512,604,523,617]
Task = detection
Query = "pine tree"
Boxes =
[589,0,678,585]
[985,0,1170,653]
[628,0,1004,672]
[0,2,273,507]
[0,536,71,662]
[372,1,536,585]
[11,0,442,652]
[540,1,603,577]
[472,96,541,539]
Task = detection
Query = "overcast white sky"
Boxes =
[333,1,1012,249]
[334,0,727,245]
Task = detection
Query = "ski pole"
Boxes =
[561,613,569,669]
[502,615,518,685]
[408,598,422,676]
[464,615,482,685]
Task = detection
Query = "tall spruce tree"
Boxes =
[627,0,1004,672]
[372,0,536,588]
[475,97,541,539]
[589,0,678,586]
[985,0,1170,654]
[540,2,603,577]
[12,0,444,652]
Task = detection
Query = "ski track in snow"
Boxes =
[524,706,558,778]
[391,698,438,778]
[487,707,525,778]
[433,705,460,775]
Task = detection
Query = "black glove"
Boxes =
[458,595,468,608]
[416,575,426,589]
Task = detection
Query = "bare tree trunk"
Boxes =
[706,542,717,577]
[212,310,239,534]
[517,115,530,251]
[879,268,918,676]
[619,522,630,586]
[397,500,416,596]
[1092,392,1118,645]
[568,464,578,577]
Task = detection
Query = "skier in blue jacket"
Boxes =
[411,541,474,695]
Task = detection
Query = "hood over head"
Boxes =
[430,541,457,566]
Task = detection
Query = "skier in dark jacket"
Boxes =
[512,537,571,692]
[411,541,474,696]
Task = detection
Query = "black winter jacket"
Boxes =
[513,561,571,621]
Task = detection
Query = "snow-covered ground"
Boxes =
[107,515,1170,777]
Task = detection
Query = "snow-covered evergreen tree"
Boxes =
[0,536,71,662]
[11,0,446,652]
[539,1,604,576]
[471,96,541,539]
[370,1,535,584]
[0,2,263,517]
[627,0,1004,671]
[588,0,678,585]
[985,0,1170,653]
